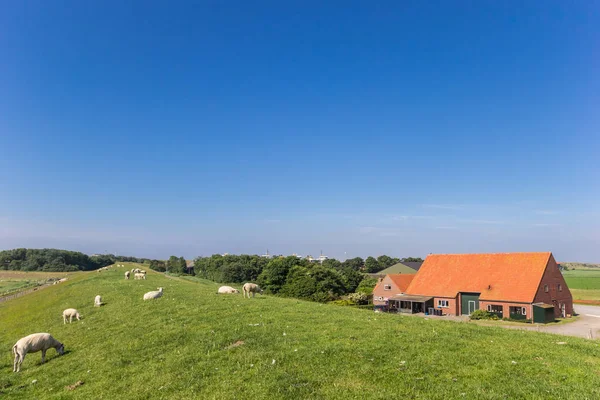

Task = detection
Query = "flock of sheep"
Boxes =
[11,264,165,372]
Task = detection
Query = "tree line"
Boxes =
[0,248,156,272]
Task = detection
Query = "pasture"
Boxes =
[0,271,69,297]
[563,270,600,304]
[2,266,600,399]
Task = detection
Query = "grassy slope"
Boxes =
[2,267,600,399]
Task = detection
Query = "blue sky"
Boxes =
[1,2,598,261]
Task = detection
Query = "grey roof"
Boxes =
[401,262,423,271]
[390,294,433,302]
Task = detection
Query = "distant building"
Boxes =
[260,250,273,259]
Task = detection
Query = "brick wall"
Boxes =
[479,300,533,319]
[533,255,574,317]
[432,296,458,316]
[372,276,401,306]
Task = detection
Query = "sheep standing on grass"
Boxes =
[143,287,163,300]
[242,283,263,298]
[12,333,64,372]
[62,308,81,324]
[217,286,240,294]
[94,295,103,307]
[125,271,130,280]
[134,273,146,280]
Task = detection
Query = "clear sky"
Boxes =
[1,1,598,261]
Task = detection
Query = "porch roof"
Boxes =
[390,295,433,302]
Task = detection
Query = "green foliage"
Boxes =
[376,255,399,269]
[0,248,111,272]
[364,256,380,273]
[280,265,347,302]
[341,257,364,271]
[470,310,499,320]
[401,257,424,262]
[257,256,307,293]
[347,292,368,305]
[356,277,378,294]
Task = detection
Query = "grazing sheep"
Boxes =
[143,287,163,300]
[140,270,146,274]
[134,273,146,280]
[217,286,240,294]
[94,295,103,307]
[12,333,64,372]
[62,308,81,324]
[242,283,263,298]
[125,271,130,280]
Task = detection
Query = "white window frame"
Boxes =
[437,300,449,308]
[544,284,549,293]
[384,284,392,290]
[487,304,503,313]
[522,307,527,315]
[558,284,562,292]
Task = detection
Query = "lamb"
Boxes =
[134,273,146,280]
[12,333,64,372]
[62,308,81,324]
[242,283,263,298]
[125,271,131,280]
[217,286,240,294]
[143,287,164,300]
[94,295,103,307]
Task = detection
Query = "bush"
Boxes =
[470,310,499,320]
[356,277,378,294]
[348,292,368,305]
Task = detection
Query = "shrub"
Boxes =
[470,310,499,320]
[348,292,368,305]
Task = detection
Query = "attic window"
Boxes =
[558,284,562,292]
[544,284,549,293]
[384,284,392,290]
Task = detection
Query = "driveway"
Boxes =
[497,304,600,339]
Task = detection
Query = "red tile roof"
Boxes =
[405,252,552,303]
[388,274,416,292]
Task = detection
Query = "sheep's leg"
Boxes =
[63,316,67,324]
[70,315,73,323]
[41,349,46,364]
[13,353,20,372]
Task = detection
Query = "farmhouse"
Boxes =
[399,252,573,322]
[372,274,416,312]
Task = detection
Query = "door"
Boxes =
[461,293,481,315]
[468,300,476,314]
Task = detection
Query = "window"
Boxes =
[437,300,449,308]
[487,304,503,314]
[384,284,391,290]
[544,284,549,293]
[510,306,527,315]
[558,284,562,292]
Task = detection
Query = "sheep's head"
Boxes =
[57,343,65,355]
[234,289,240,293]
[158,287,163,292]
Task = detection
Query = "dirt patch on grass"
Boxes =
[225,340,245,350]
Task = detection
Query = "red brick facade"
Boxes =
[533,255,574,317]
[432,297,458,316]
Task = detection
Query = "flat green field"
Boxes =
[563,270,600,290]
[0,271,69,297]
[2,267,600,399]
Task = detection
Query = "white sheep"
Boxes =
[125,271,131,280]
[62,308,81,324]
[242,283,263,298]
[217,286,240,294]
[143,287,164,300]
[12,333,64,372]
[94,295,103,307]
[134,273,146,280]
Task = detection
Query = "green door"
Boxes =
[461,293,480,315]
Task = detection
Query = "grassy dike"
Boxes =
[1,265,600,399]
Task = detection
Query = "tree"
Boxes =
[364,256,381,273]
[402,257,424,262]
[167,256,187,274]
[257,256,308,293]
[341,257,364,271]
[376,255,397,269]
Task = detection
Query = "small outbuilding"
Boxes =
[533,303,556,324]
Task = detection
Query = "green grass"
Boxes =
[0,271,69,297]
[2,267,600,399]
